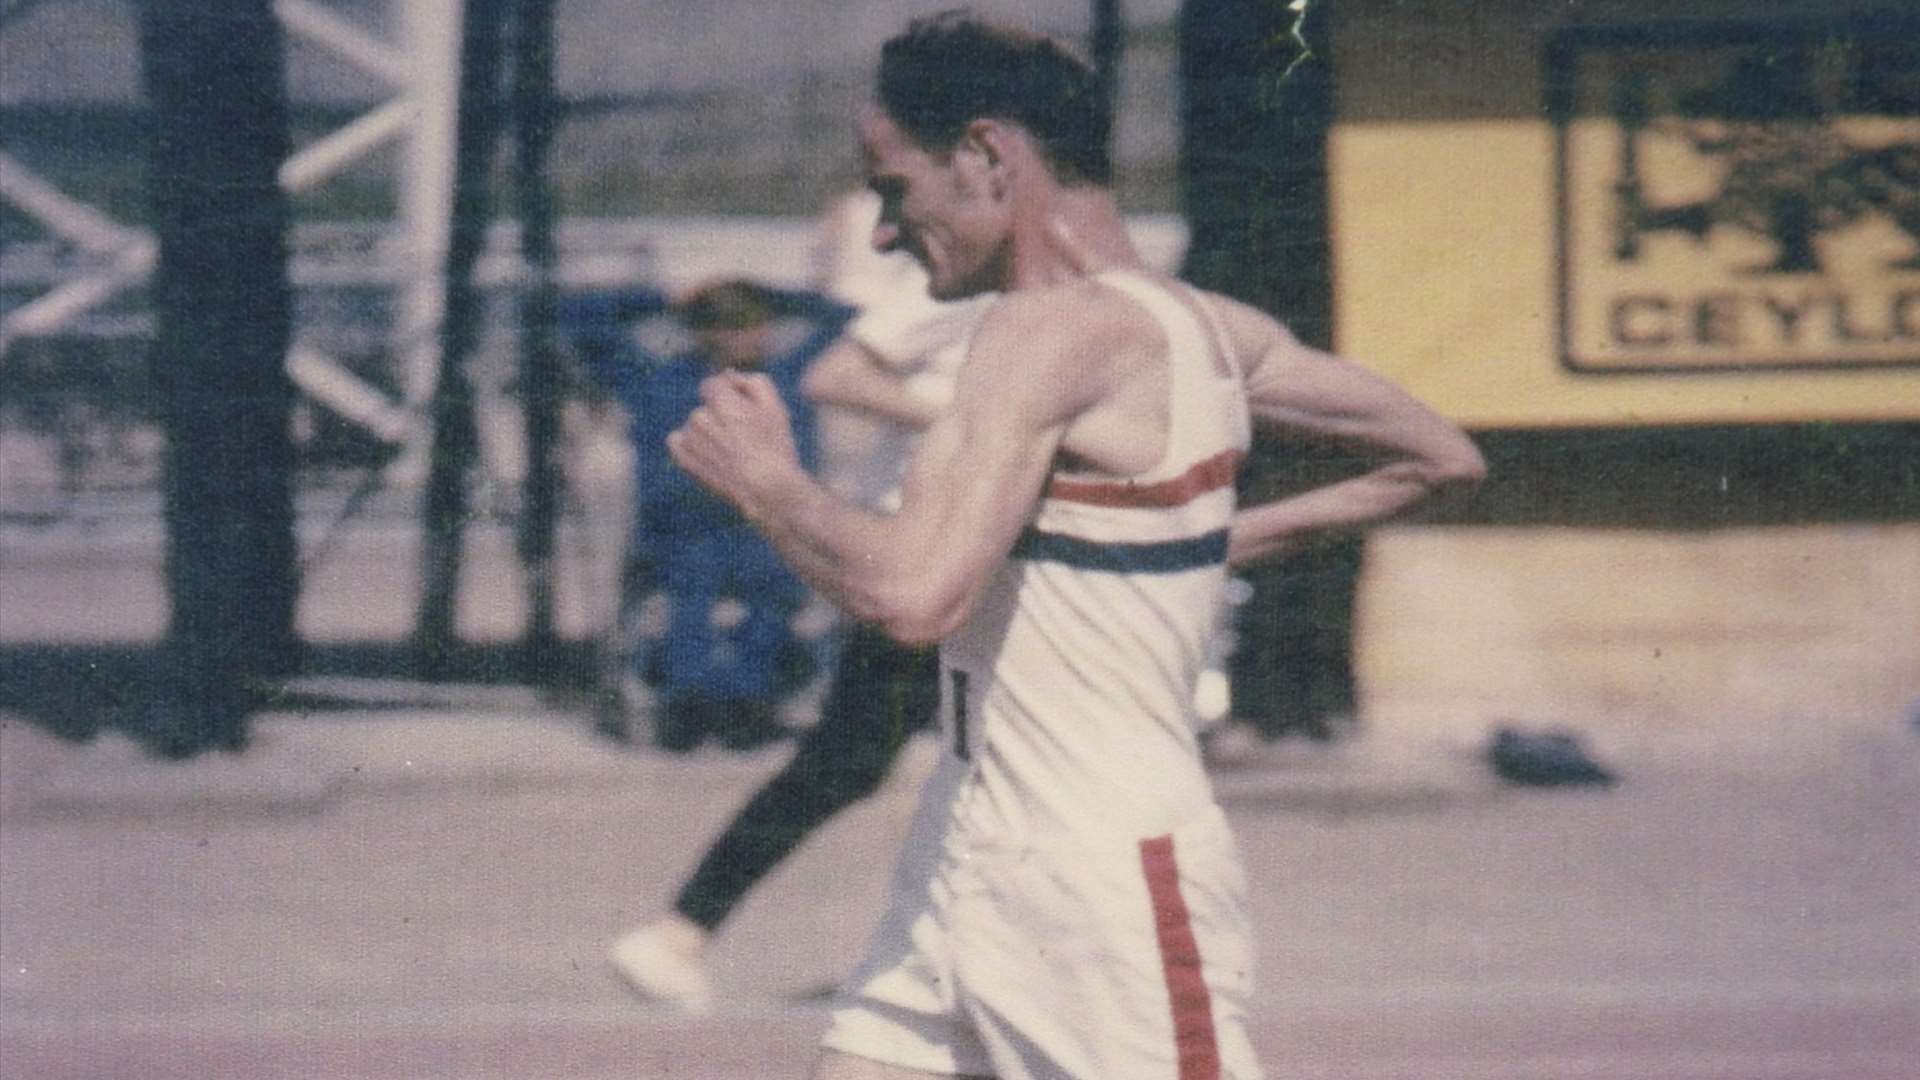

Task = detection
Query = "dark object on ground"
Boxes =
[1487,725,1617,788]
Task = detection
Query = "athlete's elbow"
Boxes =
[1398,437,1486,520]
[1370,438,1484,512]
[876,599,967,648]
[1429,436,1487,491]
[877,613,949,649]
[866,577,971,648]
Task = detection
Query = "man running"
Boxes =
[669,14,1485,1079]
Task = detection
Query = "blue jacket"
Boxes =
[559,286,853,571]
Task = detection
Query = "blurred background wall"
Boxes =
[2,0,1915,756]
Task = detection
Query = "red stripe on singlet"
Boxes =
[1139,834,1222,1080]
[1046,449,1243,509]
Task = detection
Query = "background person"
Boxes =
[559,278,853,752]
[605,190,989,1011]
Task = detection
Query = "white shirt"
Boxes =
[813,190,989,512]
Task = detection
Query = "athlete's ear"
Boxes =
[962,119,1014,200]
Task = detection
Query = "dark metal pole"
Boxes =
[1179,0,1357,741]
[510,0,563,679]
[1178,0,1330,336]
[415,0,509,677]
[1091,0,1125,121]
[136,0,299,756]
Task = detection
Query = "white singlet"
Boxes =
[822,271,1264,1080]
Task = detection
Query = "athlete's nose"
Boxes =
[871,218,901,254]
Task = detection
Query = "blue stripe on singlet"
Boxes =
[1009,527,1230,573]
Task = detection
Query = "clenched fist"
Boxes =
[666,371,807,522]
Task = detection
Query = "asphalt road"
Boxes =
[2,700,1915,1079]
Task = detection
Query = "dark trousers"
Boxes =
[673,624,941,932]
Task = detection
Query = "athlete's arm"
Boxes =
[801,336,944,430]
[1211,296,1486,565]
[668,287,1110,645]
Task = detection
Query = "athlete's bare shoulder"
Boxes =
[1184,287,1295,358]
[1180,286,1341,401]
[942,276,1167,448]
[989,274,1159,340]
[970,276,1161,375]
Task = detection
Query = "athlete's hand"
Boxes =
[667,371,807,521]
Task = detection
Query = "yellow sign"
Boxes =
[1329,11,1920,427]
[1559,28,1920,373]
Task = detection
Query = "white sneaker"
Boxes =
[607,923,715,1013]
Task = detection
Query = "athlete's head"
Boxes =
[877,12,1111,187]
[677,278,777,369]
[862,12,1111,299]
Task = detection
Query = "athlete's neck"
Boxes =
[1003,184,1145,291]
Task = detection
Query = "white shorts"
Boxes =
[821,804,1263,1080]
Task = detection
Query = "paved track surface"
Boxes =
[3,701,1916,1079]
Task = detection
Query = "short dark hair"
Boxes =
[677,279,776,330]
[877,11,1112,186]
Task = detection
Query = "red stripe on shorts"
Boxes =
[1139,834,1221,1080]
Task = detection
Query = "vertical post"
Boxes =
[1178,0,1330,331]
[1180,0,1356,740]
[136,0,299,756]
[414,0,506,673]
[393,0,466,479]
[511,0,563,678]
[1091,0,1125,124]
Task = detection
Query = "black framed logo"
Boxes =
[1549,13,1920,373]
